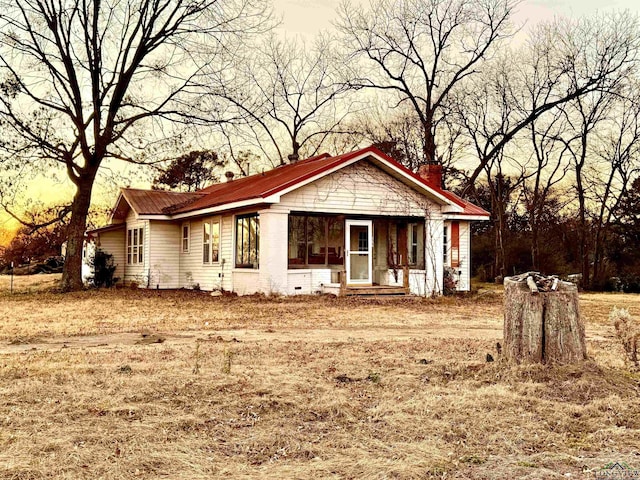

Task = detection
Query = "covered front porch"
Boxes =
[284,213,443,296]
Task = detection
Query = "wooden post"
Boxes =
[340,270,346,296]
[402,265,409,291]
[504,275,587,364]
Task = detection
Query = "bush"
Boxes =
[610,307,639,368]
[90,250,118,288]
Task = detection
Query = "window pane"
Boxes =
[288,215,306,265]
[212,222,219,262]
[350,225,367,251]
[307,216,326,265]
[350,253,369,280]
[203,222,211,263]
[182,225,189,252]
[409,223,424,268]
[236,217,243,266]
[249,217,258,266]
[327,217,344,265]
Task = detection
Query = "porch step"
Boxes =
[343,286,410,296]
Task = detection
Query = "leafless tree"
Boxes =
[215,33,357,166]
[520,110,571,271]
[0,0,271,290]
[588,89,640,286]
[338,0,518,166]
[461,13,640,195]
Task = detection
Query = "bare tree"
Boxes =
[462,13,640,194]
[338,0,518,166]
[520,111,571,271]
[216,33,356,166]
[0,0,271,290]
[588,89,640,286]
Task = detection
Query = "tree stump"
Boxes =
[503,274,587,364]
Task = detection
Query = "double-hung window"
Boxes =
[127,227,144,265]
[203,219,220,264]
[182,223,190,253]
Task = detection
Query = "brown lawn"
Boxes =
[0,274,639,479]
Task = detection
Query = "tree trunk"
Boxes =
[61,177,96,292]
[503,276,587,364]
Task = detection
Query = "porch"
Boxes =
[320,266,411,296]
[285,213,441,296]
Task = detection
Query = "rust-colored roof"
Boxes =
[439,189,490,217]
[115,146,489,218]
[121,188,205,215]
[172,152,349,213]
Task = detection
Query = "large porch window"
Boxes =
[386,220,425,270]
[288,214,344,267]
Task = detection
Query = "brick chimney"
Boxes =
[417,164,443,188]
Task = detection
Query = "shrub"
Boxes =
[610,307,639,368]
[90,250,118,288]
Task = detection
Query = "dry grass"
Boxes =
[0,275,639,479]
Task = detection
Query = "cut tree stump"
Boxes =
[504,274,587,364]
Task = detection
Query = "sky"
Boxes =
[1,0,640,242]
[274,0,640,37]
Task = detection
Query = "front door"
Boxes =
[345,219,373,285]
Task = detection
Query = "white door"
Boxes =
[345,219,373,285]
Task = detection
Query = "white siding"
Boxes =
[457,221,471,291]
[279,161,440,217]
[178,215,229,291]
[148,221,180,289]
[443,220,471,292]
[123,209,150,286]
[97,229,125,282]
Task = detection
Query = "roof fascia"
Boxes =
[444,214,490,221]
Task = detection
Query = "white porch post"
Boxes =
[425,214,444,296]
[258,209,289,295]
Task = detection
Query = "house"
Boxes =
[86,146,489,296]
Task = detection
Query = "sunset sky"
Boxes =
[1,0,639,243]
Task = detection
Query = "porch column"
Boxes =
[258,208,289,295]
[425,214,444,296]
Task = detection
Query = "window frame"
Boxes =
[408,223,419,266]
[202,218,221,265]
[126,226,144,265]
[235,213,259,269]
[287,214,344,268]
[181,223,190,253]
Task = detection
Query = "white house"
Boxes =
[87,146,489,296]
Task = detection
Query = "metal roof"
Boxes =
[112,146,489,218]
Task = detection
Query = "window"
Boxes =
[288,214,344,267]
[408,223,423,266]
[182,223,190,253]
[203,222,211,264]
[443,224,449,264]
[127,227,144,265]
[450,221,460,267]
[203,219,220,264]
[236,214,259,268]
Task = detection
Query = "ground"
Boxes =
[0,274,639,479]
